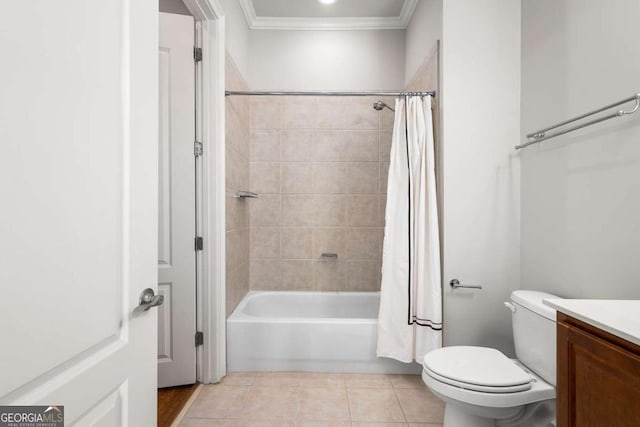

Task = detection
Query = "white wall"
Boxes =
[159,0,191,15]
[521,0,640,299]
[218,0,251,78]
[441,0,521,355]
[247,30,405,91]
[404,0,442,84]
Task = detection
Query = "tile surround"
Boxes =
[230,44,438,298]
[250,130,280,162]
[181,373,444,426]
[347,163,379,194]
[281,130,315,162]
[225,53,250,316]
[282,163,315,194]
[282,195,315,226]
[313,195,347,227]
[282,260,314,290]
[249,96,392,292]
[282,228,314,259]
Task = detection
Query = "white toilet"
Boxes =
[422,291,561,427]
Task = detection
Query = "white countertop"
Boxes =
[543,299,640,347]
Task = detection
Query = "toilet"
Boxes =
[422,291,561,427]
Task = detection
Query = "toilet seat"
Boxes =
[422,366,556,409]
[423,365,532,393]
[423,346,534,392]
[422,346,556,409]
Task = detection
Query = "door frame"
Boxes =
[182,0,226,384]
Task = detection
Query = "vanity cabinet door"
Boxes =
[557,313,640,427]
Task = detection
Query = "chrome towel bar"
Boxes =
[517,92,640,149]
[450,279,482,290]
[225,90,435,97]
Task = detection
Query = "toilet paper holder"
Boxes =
[449,279,482,290]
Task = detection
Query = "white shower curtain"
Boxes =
[377,95,442,364]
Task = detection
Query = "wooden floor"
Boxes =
[158,383,199,427]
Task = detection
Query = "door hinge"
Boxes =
[193,47,202,62]
[195,236,204,251]
[194,141,203,157]
[195,331,204,347]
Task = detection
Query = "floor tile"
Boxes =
[222,372,256,386]
[351,423,408,427]
[297,387,350,421]
[345,374,392,389]
[237,420,295,427]
[186,385,248,419]
[295,421,350,427]
[395,388,444,423]
[242,386,300,420]
[180,419,237,427]
[347,388,405,422]
[300,373,346,388]
[183,372,443,427]
[253,372,302,387]
[389,375,425,390]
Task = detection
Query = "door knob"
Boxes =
[138,288,164,311]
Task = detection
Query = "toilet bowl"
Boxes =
[422,291,561,427]
[422,346,555,426]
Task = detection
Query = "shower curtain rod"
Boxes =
[225,90,436,97]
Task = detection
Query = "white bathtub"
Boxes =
[226,291,421,374]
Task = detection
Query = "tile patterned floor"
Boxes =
[180,372,444,427]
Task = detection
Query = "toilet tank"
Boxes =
[508,290,562,386]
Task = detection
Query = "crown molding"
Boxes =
[239,0,419,31]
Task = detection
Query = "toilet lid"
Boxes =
[423,346,533,391]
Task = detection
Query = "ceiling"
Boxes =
[252,0,405,18]
[240,0,419,30]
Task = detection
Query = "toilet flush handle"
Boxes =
[504,301,517,313]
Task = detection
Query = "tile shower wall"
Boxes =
[406,43,440,209]
[405,43,438,94]
[225,53,250,315]
[249,96,395,292]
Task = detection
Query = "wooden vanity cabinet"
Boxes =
[557,312,640,427]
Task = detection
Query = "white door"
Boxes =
[158,12,197,388]
[0,1,158,426]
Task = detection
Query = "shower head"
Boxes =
[373,100,394,112]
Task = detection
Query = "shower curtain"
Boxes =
[377,95,442,364]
